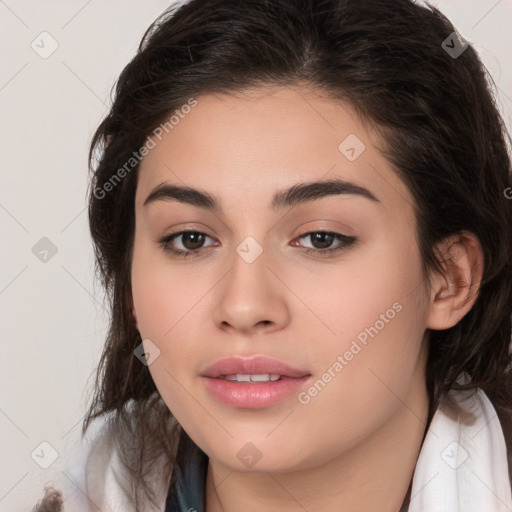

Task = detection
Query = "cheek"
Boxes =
[302,229,427,390]
[131,234,200,339]
[130,238,212,391]
[131,249,206,426]
[317,229,425,348]
[305,233,428,415]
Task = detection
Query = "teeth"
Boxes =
[223,374,281,382]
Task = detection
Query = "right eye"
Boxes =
[158,230,217,258]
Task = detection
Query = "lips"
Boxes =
[200,356,310,379]
[200,356,312,408]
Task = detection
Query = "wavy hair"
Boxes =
[77,0,512,509]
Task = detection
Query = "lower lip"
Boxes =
[201,376,311,409]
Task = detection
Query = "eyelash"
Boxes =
[157,230,357,259]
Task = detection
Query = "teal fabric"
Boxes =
[165,430,411,511]
[165,430,209,512]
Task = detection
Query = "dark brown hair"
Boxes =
[78,0,512,509]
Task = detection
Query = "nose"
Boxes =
[212,245,290,336]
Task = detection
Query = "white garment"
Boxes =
[34,384,512,512]
[408,386,512,511]
[52,415,146,512]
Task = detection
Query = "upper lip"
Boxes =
[201,356,310,379]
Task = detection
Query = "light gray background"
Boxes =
[0,1,511,510]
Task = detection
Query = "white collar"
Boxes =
[408,381,512,511]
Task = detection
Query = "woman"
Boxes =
[32,0,512,510]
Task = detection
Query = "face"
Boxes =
[131,85,431,473]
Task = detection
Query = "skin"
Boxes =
[130,84,483,511]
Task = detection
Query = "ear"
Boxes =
[426,231,484,330]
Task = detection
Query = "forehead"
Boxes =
[135,85,414,217]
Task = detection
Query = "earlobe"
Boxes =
[426,231,484,330]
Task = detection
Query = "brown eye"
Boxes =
[175,232,207,250]
[158,230,215,258]
[294,231,357,256]
[307,232,336,249]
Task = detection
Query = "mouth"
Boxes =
[200,356,312,408]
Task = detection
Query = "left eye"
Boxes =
[293,231,356,252]
[158,230,357,258]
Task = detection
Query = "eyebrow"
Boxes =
[143,178,380,212]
